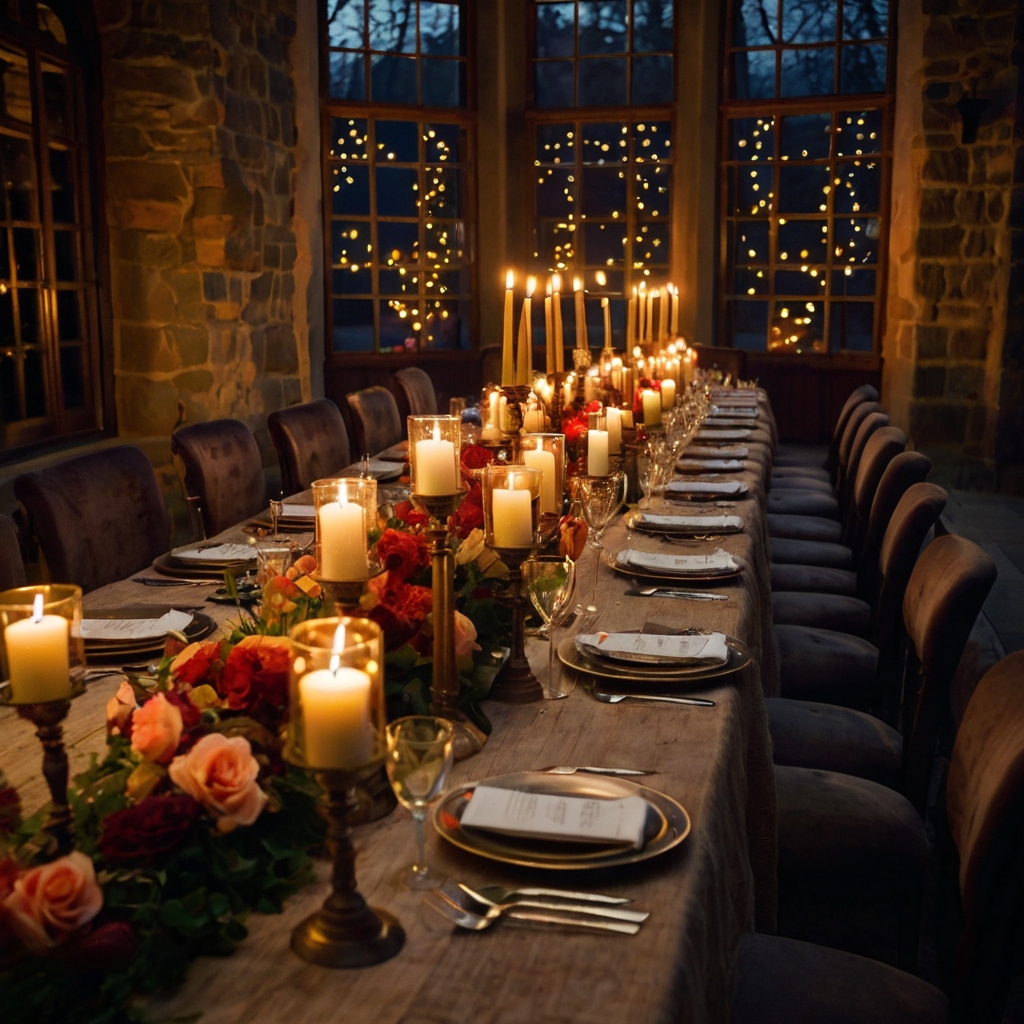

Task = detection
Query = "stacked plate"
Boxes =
[82,605,216,662]
[676,458,745,473]
[666,479,749,500]
[152,542,255,581]
[686,445,749,459]
[626,511,745,536]
[695,428,752,442]
[609,547,743,581]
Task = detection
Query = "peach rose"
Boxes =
[168,733,267,832]
[106,681,137,736]
[558,515,589,561]
[232,634,291,673]
[131,693,183,764]
[454,611,481,659]
[2,852,103,953]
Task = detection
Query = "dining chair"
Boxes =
[345,386,404,457]
[735,650,1024,1024]
[268,399,352,496]
[0,513,26,591]
[391,367,438,419]
[14,446,171,594]
[171,418,267,538]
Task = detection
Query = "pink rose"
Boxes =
[131,693,183,764]
[453,611,481,659]
[168,733,267,832]
[2,852,103,953]
[106,681,137,736]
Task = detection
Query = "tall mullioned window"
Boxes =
[323,0,473,354]
[721,0,892,353]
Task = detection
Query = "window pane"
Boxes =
[781,113,831,159]
[1,136,37,221]
[841,43,887,94]
[781,0,836,43]
[634,0,673,51]
[423,165,460,217]
[369,0,416,52]
[775,268,826,295]
[59,345,83,409]
[581,121,626,164]
[535,60,574,107]
[582,166,626,216]
[376,166,419,216]
[832,267,875,296]
[332,220,372,265]
[54,228,75,280]
[538,220,576,266]
[732,50,775,99]
[0,289,12,342]
[834,217,879,264]
[634,120,671,161]
[370,54,417,102]
[834,159,880,213]
[333,298,375,351]
[329,50,366,100]
[0,351,17,421]
[577,1,627,55]
[378,220,419,263]
[421,299,468,348]
[635,164,670,218]
[835,110,883,155]
[55,289,78,341]
[536,3,575,58]
[732,220,769,265]
[631,55,673,104]
[843,0,888,40]
[330,118,369,160]
[48,147,75,223]
[331,164,371,216]
[734,267,768,295]
[380,298,417,350]
[730,300,768,350]
[733,0,776,46]
[772,299,825,352]
[335,264,373,292]
[420,2,460,55]
[0,46,32,125]
[23,346,45,416]
[780,46,834,96]
[578,57,626,106]
[421,58,462,106]
[729,116,775,160]
[376,120,419,161]
[537,123,575,163]
[424,220,463,264]
[41,64,69,136]
[583,221,625,267]
[830,302,874,351]
[18,288,38,344]
[426,122,460,161]
[378,267,416,294]
[536,167,576,217]
[12,227,37,279]
[778,218,828,262]
[635,221,668,265]
[727,165,769,217]
[327,0,365,48]
[779,164,830,214]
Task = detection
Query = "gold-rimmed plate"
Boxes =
[608,552,743,583]
[83,607,217,663]
[625,510,745,536]
[433,771,690,870]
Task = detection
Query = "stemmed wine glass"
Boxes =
[522,555,578,699]
[385,716,454,890]
[579,471,626,607]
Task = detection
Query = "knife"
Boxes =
[538,766,654,776]
[133,577,214,587]
[626,587,729,601]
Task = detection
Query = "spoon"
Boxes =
[463,883,632,906]
[455,882,649,924]
[590,687,715,708]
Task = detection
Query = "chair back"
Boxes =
[840,410,888,514]
[0,514,26,591]
[268,400,351,496]
[901,535,998,813]
[864,452,933,568]
[346,386,404,457]
[14,446,170,594]
[946,651,1024,1023]
[835,400,881,488]
[171,419,267,538]
[392,367,438,418]
[845,425,906,553]
[826,384,879,474]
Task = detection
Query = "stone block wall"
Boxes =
[884,0,1024,490]
[95,0,310,469]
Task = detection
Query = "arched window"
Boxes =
[0,0,103,453]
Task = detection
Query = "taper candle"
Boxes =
[602,297,612,352]
[552,274,564,372]
[573,277,587,352]
[544,283,554,374]
[501,270,514,385]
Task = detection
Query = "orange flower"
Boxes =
[131,693,183,764]
[169,734,267,832]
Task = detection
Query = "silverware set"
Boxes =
[625,585,729,602]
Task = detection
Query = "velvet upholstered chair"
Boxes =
[171,419,267,538]
[268,400,352,496]
[14,446,171,594]
[0,514,26,592]
[345,386,404,458]
[391,366,438,419]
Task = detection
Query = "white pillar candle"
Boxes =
[584,370,599,403]
[523,448,557,514]
[492,481,534,548]
[606,407,623,454]
[4,594,70,703]
[588,430,610,476]
[482,390,501,439]
[563,375,574,406]
[415,424,457,495]
[660,379,676,409]
[319,492,368,580]
[299,666,374,769]
[524,407,545,433]
[642,389,662,427]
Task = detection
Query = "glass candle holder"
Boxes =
[586,411,610,477]
[482,464,542,551]
[480,386,503,440]
[313,477,378,582]
[0,585,83,704]
[641,387,662,427]
[287,617,386,771]
[408,414,461,496]
[520,433,565,516]
[522,395,546,434]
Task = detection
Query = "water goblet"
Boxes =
[579,472,626,608]
[385,716,454,890]
[522,555,577,699]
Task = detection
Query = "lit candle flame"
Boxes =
[329,621,346,675]
[31,593,43,623]
[526,276,536,297]
[573,277,583,293]
[596,270,607,286]
[505,269,514,289]
[546,280,552,297]
[552,273,562,293]
[433,423,441,443]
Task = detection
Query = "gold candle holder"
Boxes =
[312,477,379,612]
[286,618,404,969]
[0,584,86,856]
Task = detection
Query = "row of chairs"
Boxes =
[733,387,1022,1023]
[2,369,438,596]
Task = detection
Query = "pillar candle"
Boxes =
[414,424,457,495]
[523,448,557,514]
[660,378,676,409]
[587,429,610,476]
[552,274,564,372]
[602,297,612,352]
[524,407,545,433]
[584,369,599,403]
[642,389,662,427]
[482,390,501,439]
[501,270,514,385]
[492,480,534,547]
[4,594,70,703]
[544,288,554,374]
[319,492,368,580]
[606,406,623,454]
[573,277,587,352]
[299,665,374,769]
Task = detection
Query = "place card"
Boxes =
[616,548,739,576]
[576,631,729,666]
[278,503,316,520]
[80,609,193,642]
[460,785,648,849]
[174,543,254,562]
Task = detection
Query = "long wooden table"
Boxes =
[1,399,779,1024]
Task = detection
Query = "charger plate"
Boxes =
[608,551,743,582]
[434,771,690,870]
[625,510,745,536]
[83,607,217,662]
[152,552,252,580]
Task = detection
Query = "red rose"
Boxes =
[98,795,201,865]
[461,445,493,470]
[61,921,137,974]
[450,496,484,539]
[170,640,223,686]
[376,528,430,583]
[367,579,433,649]
[218,636,291,712]
[394,500,430,527]
[585,400,602,413]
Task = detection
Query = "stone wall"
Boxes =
[884,0,1024,490]
[95,0,310,471]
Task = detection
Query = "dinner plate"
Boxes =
[574,630,730,668]
[666,481,750,501]
[608,551,743,583]
[152,552,250,580]
[434,771,690,870]
[83,607,217,662]
[625,510,745,536]
[694,429,752,442]
[558,634,753,684]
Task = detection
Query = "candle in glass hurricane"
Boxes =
[521,433,564,516]
[313,477,376,587]
[642,388,662,427]
[409,415,459,495]
[661,378,676,410]
[4,593,70,703]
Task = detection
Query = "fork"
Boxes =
[455,882,649,924]
[459,883,633,906]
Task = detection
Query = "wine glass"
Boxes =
[385,716,454,890]
[579,472,626,608]
[636,447,662,510]
[522,555,577,699]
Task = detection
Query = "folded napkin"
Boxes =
[666,480,746,496]
[616,547,739,575]
[174,543,254,562]
[707,418,759,429]
[695,429,752,441]
[686,445,750,459]
[711,406,758,418]
[460,785,648,849]
[635,513,744,532]
[676,458,744,472]
[278,503,315,520]
[576,630,729,666]
[81,609,193,642]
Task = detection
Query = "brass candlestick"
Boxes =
[290,764,405,969]
[313,567,385,615]
[488,546,543,704]
[411,490,486,761]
